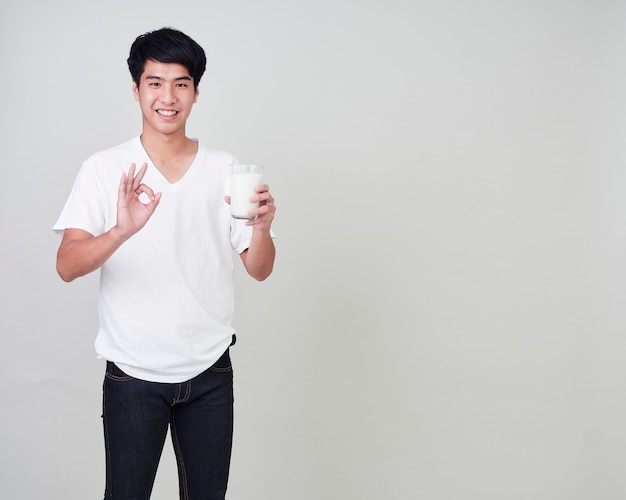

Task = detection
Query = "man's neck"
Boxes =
[139,130,198,183]
[140,129,193,160]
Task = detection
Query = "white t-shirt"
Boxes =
[54,137,253,383]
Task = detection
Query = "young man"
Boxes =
[54,27,276,500]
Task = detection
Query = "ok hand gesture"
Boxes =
[116,163,161,238]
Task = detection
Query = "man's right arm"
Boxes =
[56,162,161,282]
[56,227,130,282]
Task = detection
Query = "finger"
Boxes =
[246,213,273,226]
[122,163,137,194]
[257,203,275,216]
[135,183,157,201]
[132,163,149,191]
[247,201,276,221]
[250,187,272,200]
[119,171,128,190]
[253,192,274,205]
[144,191,162,213]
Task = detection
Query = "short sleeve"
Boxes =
[230,218,253,254]
[53,159,107,237]
[229,218,276,255]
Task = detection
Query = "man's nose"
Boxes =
[160,84,176,104]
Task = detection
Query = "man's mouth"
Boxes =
[157,110,178,117]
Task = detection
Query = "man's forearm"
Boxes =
[241,230,275,281]
[56,227,129,282]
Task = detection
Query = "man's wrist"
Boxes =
[109,225,132,243]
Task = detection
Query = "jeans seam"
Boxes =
[209,365,232,373]
[170,415,189,500]
[172,382,191,406]
[105,363,133,382]
[105,373,133,382]
[102,384,112,499]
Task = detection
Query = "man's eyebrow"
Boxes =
[144,75,193,81]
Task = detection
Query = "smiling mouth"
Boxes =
[157,110,177,117]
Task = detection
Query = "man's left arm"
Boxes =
[230,184,276,281]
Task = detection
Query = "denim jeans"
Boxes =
[102,348,234,500]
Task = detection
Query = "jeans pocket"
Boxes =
[209,349,232,373]
[104,361,134,382]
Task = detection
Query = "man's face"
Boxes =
[132,59,199,137]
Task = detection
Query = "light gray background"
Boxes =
[0,0,624,499]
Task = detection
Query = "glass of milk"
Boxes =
[229,164,264,219]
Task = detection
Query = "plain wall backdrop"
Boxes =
[1,0,624,499]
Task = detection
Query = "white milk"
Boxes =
[230,172,263,219]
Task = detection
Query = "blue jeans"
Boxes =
[102,348,234,500]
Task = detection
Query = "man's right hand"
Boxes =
[56,163,161,282]
[115,162,162,238]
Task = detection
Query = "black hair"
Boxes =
[127,27,206,89]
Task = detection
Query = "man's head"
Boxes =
[127,27,206,90]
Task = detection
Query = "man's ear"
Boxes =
[132,80,139,101]
[194,86,200,104]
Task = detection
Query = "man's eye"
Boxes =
[176,83,187,88]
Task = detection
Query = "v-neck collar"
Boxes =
[134,136,203,190]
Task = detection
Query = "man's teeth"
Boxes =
[158,110,177,116]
